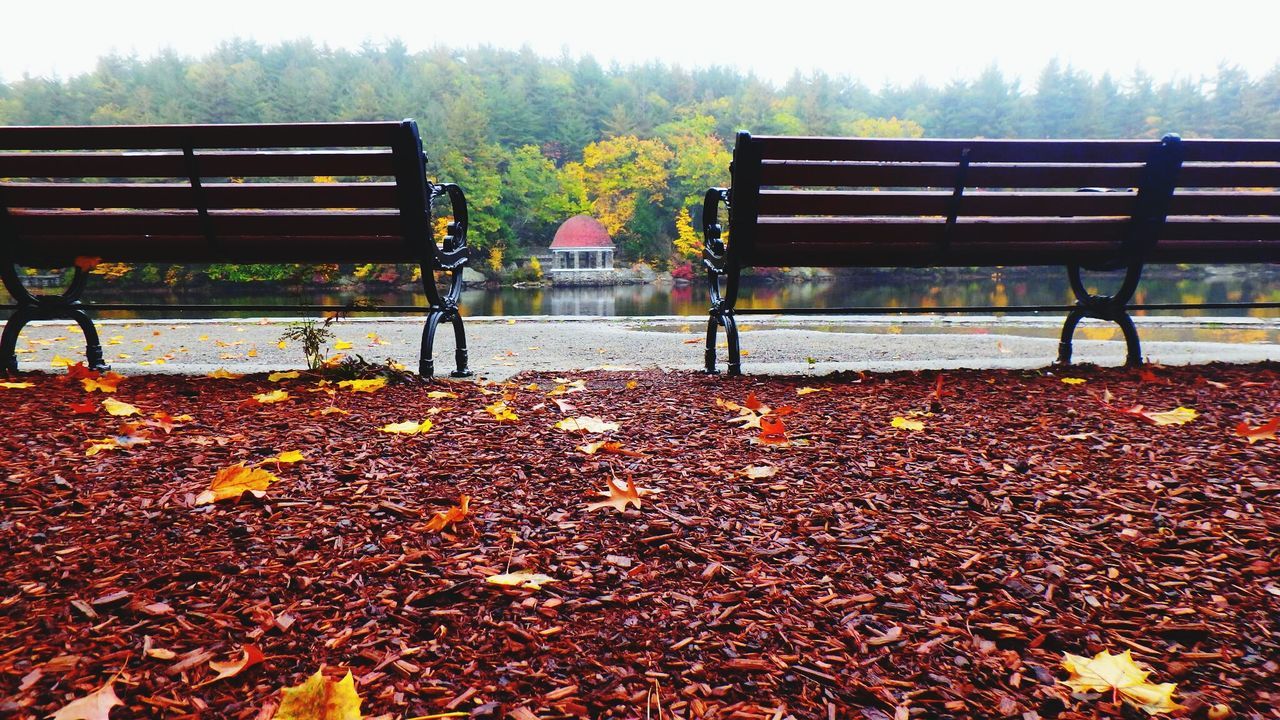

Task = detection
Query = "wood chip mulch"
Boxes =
[1,362,1277,720]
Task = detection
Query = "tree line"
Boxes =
[2,39,1278,270]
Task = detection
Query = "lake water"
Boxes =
[4,266,1280,319]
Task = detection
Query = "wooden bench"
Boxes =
[0,120,472,378]
[701,132,1280,375]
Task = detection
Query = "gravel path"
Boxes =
[8,314,1280,379]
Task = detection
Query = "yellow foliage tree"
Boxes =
[673,207,702,260]
[843,116,926,138]
[487,246,504,274]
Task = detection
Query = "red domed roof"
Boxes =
[550,215,614,250]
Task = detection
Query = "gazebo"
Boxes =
[549,215,615,272]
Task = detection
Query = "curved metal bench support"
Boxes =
[701,188,742,375]
[419,183,473,379]
[1057,262,1145,367]
[1,263,107,374]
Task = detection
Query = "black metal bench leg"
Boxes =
[704,313,720,374]
[723,312,742,377]
[419,310,443,378]
[0,307,34,374]
[448,312,473,378]
[1056,308,1084,365]
[1116,313,1143,368]
[70,307,108,371]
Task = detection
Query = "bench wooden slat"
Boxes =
[11,236,417,266]
[749,240,1280,268]
[0,122,404,150]
[759,161,1148,189]
[758,190,1138,217]
[1,182,400,209]
[757,189,1279,217]
[8,209,406,237]
[0,150,397,179]
[1176,163,1280,188]
[751,136,1159,163]
[1181,139,1280,162]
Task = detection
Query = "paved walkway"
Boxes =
[9,314,1280,379]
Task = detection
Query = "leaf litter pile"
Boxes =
[1,362,1277,720]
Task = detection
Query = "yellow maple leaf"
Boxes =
[252,390,290,404]
[1061,377,1087,385]
[486,569,556,590]
[262,450,305,465]
[195,464,280,505]
[50,680,123,720]
[427,391,458,400]
[268,371,301,382]
[547,379,586,397]
[337,378,386,393]
[333,340,353,350]
[206,368,243,379]
[796,386,829,396]
[486,401,519,422]
[381,419,432,435]
[0,381,34,389]
[277,340,288,350]
[556,416,619,434]
[273,669,362,720]
[317,406,349,416]
[1062,650,1180,715]
[51,355,75,368]
[102,398,140,417]
[891,416,924,431]
[1126,405,1198,426]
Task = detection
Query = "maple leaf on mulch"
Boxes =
[0,363,1277,719]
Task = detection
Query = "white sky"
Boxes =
[2,0,1277,88]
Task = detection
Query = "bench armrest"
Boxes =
[431,182,469,270]
[701,187,730,273]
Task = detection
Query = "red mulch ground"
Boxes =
[1,363,1277,720]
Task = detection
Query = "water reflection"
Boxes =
[3,266,1278,319]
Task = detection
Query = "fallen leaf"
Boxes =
[268,371,301,382]
[486,401,519,422]
[381,419,433,435]
[1057,432,1097,441]
[333,340,353,350]
[66,362,99,379]
[427,391,458,399]
[556,416,619,433]
[262,450,306,465]
[318,406,349,416]
[547,379,586,396]
[82,372,125,393]
[101,398,140,417]
[251,390,291,405]
[1061,377,1087,385]
[273,669,362,720]
[1235,417,1279,444]
[195,464,280,505]
[587,475,642,513]
[0,381,34,389]
[577,440,646,457]
[200,645,265,686]
[205,368,243,379]
[84,433,151,457]
[50,681,122,720]
[625,380,638,390]
[69,399,99,414]
[143,635,177,660]
[1061,650,1180,715]
[1124,405,1197,426]
[552,398,576,413]
[277,340,287,350]
[891,416,925,431]
[744,392,765,412]
[486,570,556,590]
[51,355,75,368]
[758,416,789,444]
[337,378,385,393]
[796,387,829,396]
[423,495,470,532]
[741,465,778,479]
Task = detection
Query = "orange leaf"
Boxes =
[577,440,646,458]
[1236,417,1280,444]
[199,644,265,686]
[66,362,99,380]
[195,464,279,505]
[759,416,788,444]
[586,475,642,513]
[743,392,764,412]
[82,372,125,393]
[50,681,123,720]
[423,495,470,532]
[69,399,99,415]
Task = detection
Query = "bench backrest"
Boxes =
[0,120,441,267]
[726,132,1280,268]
